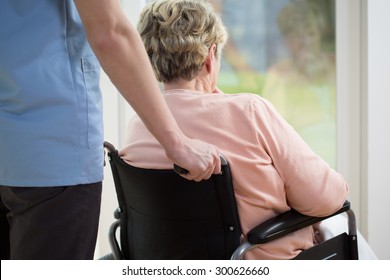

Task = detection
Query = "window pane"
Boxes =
[212,0,336,167]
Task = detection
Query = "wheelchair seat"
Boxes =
[103,141,358,260]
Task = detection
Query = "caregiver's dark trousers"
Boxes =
[0,182,102,260]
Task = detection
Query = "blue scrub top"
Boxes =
[0,0,104,187]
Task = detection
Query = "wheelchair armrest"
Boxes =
[247,201,351,244]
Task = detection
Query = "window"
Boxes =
[212,0,337,167]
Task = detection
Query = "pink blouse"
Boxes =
[120,89,348,259]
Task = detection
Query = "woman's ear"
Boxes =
[205,44,217,73]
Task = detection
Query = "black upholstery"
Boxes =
[104,141,241,259]
[103,141,358,260]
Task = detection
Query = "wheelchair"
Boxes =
[102,141,358,260]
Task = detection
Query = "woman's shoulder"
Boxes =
[164,90,275,114]
[221,92,274,109]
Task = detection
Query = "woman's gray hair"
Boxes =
[137,0,228,83]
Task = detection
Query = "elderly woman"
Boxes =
[120,0,348,259]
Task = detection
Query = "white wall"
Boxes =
[365,0,390,260]
[336,0,362,230]
[338,0,390,260]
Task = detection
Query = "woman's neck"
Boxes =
[163,77,211,93]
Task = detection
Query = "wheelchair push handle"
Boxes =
[173,164,189,175]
